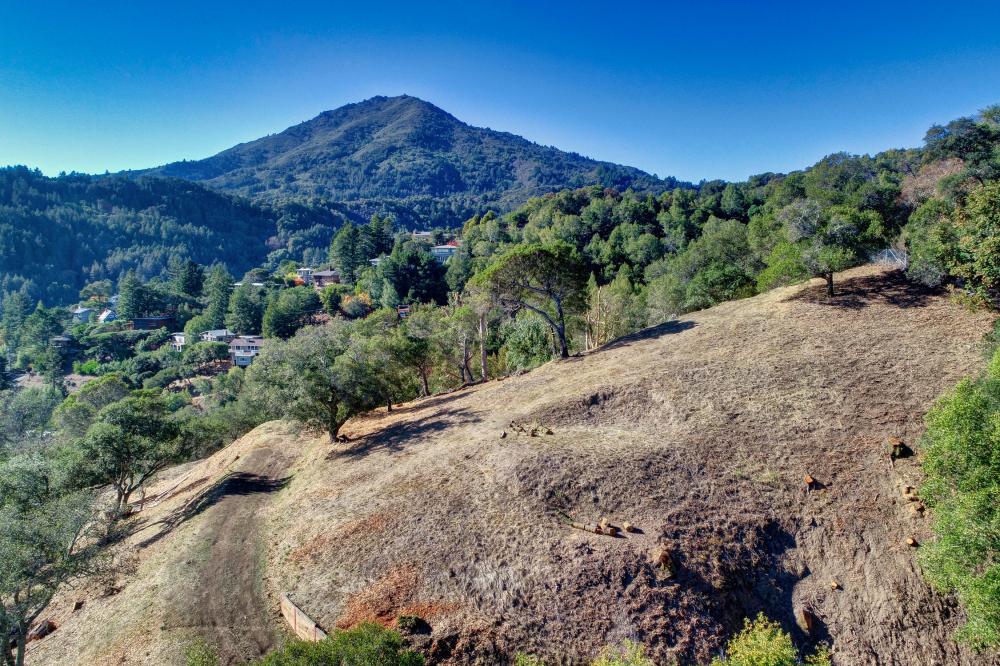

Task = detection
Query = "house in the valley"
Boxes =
[296,267,314,285]
[312,269,341,289]
[431,241,459,263]
[200,329,236,344]
[98,308,117,323]
[170,332,186,352]
[229,335,265,367]
[71,306,94,323]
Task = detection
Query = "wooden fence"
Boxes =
[280,594,328,642]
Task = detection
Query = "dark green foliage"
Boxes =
[500,313,553,370]
[0,167,276,304]
[74,391,184,510]
[226,282,265,335]
[918,347,1000,649]
[254,622,423,666]
[246,321,381,439]
[262,287,322,339]
[52,372,130,437]
[170,258,205,298]
[473,242,588,358]
[203,265,234,329]
[378,242,448,305]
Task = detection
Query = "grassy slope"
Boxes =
[29,266,998,665]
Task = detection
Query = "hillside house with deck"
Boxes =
[229,335,264,367]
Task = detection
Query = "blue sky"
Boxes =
[2,1,1000,182]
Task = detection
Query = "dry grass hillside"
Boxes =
[29,266,1000,665]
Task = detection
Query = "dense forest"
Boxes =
[3,103,1000,664]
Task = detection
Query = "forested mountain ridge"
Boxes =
[0,167,277,303]
[143,95,684,225]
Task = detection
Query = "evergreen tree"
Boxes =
[171,258,205,297]
[116,271,147,320]
[330,222,362,283]
[202,265,234,328]
[225,283,263,335]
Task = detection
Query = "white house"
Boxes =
[170,332,186,352]
[431,244,458,263]
[229,335,264,367]
[200,329,236,343]
[71,306,93,323]
[296,267,314,285]
[98,308,117,323]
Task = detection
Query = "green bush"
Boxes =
[185,638,220,666]
[72,358,101,375]
[255,623,423,665]
[514,654,547,666]
[591,640,654,666]
[918,346,1000,649]
[711,613,830,666]
[500,313,552,371]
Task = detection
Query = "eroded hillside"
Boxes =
[29,267,1000,665]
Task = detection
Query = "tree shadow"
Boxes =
[136,472,289,548]
[589,320,697,354]
[783,270,938,310]
[665,519,831,657]
[329,406,480,460]
[361,390,470,420]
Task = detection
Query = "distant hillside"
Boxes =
[0,166,278,304]
[144,95,685,226]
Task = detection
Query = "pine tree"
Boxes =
[225,283,263,335]
[330,223,362,283]
[117,271,147,320]
[171,258,205,297]
[202,265,234,329]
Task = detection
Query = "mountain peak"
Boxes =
[149,96,682,226]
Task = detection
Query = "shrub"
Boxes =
[514,654,547,666]
[591,641,654,666]
[918,347,1000,649]
[73,358,101,375]
[500,313,552,371]
[255,622,423,665]
[185,638,220,666]
[710,614,798,666]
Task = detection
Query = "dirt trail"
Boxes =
[158,444,294,664]
[26,422,303,666]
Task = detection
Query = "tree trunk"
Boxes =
[825,272,834,297]
[419,369,429,397]
[117,486,131,513]
[14,633,25,666]
[478,313,488,382]
[556,324,569,358]
[386,400,393,413]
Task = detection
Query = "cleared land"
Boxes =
[29,266,1000,665]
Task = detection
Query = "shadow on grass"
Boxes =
[136,472,289,548]
[588,319,697,354]
[783,269,938,310]
[330,406,481,460]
